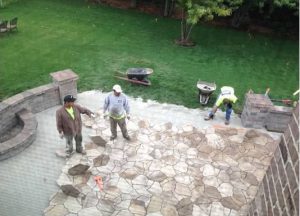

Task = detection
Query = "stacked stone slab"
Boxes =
[246,103,299,216]
[265,105,293,132]
[0,69,78,160]
[241,93,293,132]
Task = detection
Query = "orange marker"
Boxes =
[94,176,103,191]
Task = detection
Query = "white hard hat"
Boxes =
[113,84,122,93]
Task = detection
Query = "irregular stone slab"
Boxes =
[97,199,115,214]
[117,177,134,194]
[89,135,107,147]
[201,164,219,177]
[86,149,102,157]
[44,205,68,216]
[221,197,243,211]
[229,135,244,144]
[177,198,193,216]
[205,134,225,150]
[150,149,162,159]
[129,199,146,215]
[64,196,82,213]
[203,176,219,187]
[244,129,260,139]
[49,192,68,206]
[174,162,188,173]
[205,186,222,200]
[238,162,256,172]
[56,148,69,158]
[218,183,233,197]
[182,124,194,132]
[60,184,81,198]
[84,142,99,150]
[148,196,163,213]
[57,173,72,187]
[120,168,139,180]
[138,120,149,128]
[161,165,176,177]
[113,209,133,216]
[103,186,121,201]
[162,205,178,216]
[148,181,162,195]
[192,204,210,216]
[244,172,259,186]
[215,127,238,136]
[162,155,177,166]
[147,171,168,182]
[175,175,192,184]
[175,183,191,196]
[127,121,139,131]
[132,174,148,185]
[82,192,99,208]
[68,163,90,176]
[78,207,102,216]
[147,212,163,216]
[93,154,110,167]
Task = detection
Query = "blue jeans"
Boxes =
[225,105,232,121]
[208,103,232,120]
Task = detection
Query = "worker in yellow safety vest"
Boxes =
[204,86,238,125]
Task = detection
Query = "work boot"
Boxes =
[76,149,86,155]
[204,115,214,121]
[110,136,117,141]
[124,135,131,141]
[65,151,74,158]
[225,120,230,125]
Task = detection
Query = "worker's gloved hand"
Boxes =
[90,112,95,118]
[103,113,108,119]
[127,115,130,120]
[59,132,64,139]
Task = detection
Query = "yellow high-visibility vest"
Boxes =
[65,107,75,120]
[215,86,238,107]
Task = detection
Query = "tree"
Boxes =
[231,0,299,28]
[176,0,242,46]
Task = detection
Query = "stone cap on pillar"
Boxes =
[50,69,78,84]
[245,93,273,108]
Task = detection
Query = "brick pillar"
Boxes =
[241,93,273,128]
[247,103,299,216]
[50,69,79,104]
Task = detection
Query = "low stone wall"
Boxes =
[241,93,293,132]
[0,69,78,160]
[246,103,299,216]
[0,109,38,161]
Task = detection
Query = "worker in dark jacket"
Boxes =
[56,95,93,157]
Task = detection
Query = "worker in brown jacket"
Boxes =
[56,95,93,157]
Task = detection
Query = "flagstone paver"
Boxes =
[44,109,280,216]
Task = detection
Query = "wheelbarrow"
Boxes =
[115,68,153,86]
[196,80,216,105]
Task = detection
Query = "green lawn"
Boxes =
[0,0,298,110]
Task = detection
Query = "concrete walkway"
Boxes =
[0,91,279,216]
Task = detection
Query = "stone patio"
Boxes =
[44,109,279,216]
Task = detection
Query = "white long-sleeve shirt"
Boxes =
[103,92,130,119]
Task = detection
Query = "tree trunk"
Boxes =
[163,0,175,17]
[163,0,169,17]
[231,0,252,29]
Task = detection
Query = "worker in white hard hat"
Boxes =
[103,84,131,140]
[204,86,238,125]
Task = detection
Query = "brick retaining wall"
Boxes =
[0,69,78,160]
[246,103,299,216]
